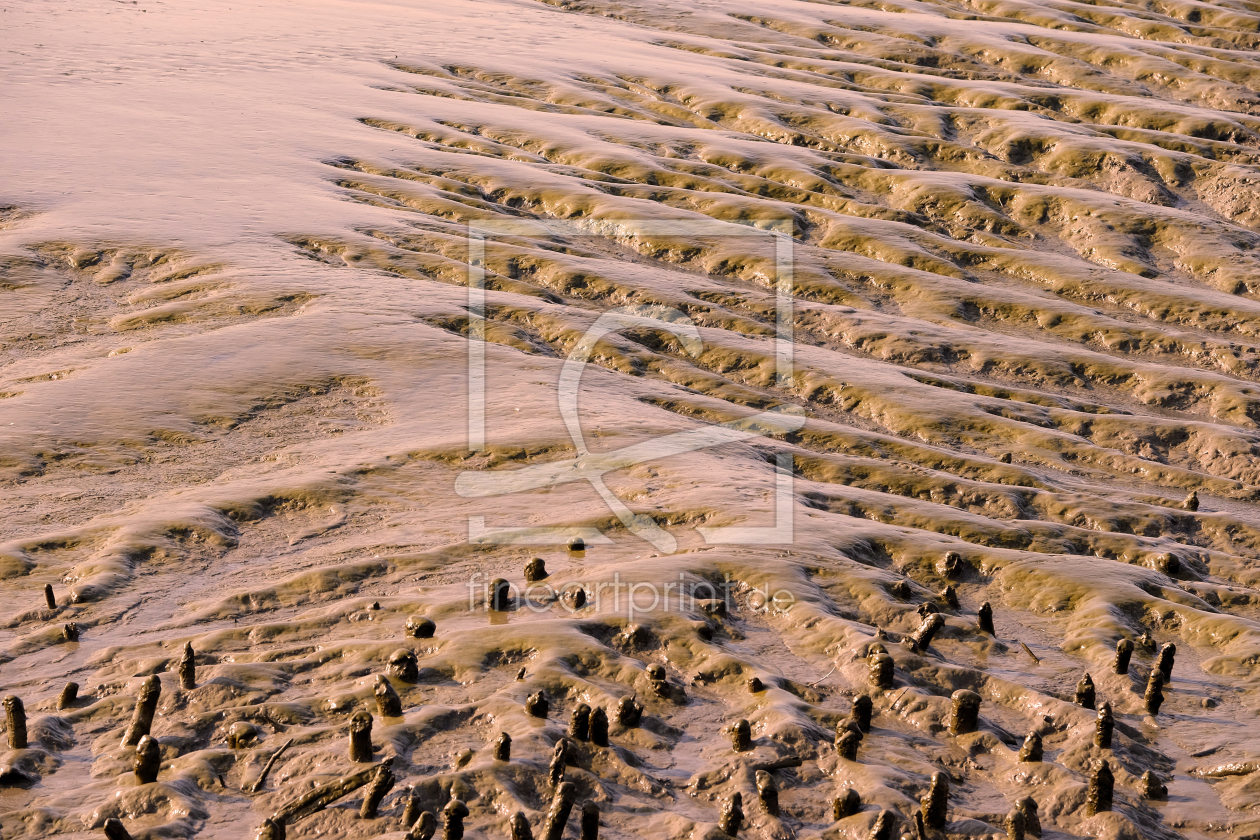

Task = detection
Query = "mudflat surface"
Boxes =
[3,0,1260,838]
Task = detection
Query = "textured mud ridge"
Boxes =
[5,0,1260,838]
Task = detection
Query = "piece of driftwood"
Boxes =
[349,710,374,762]
[1016,797,1041,838]
[359,762,395,818]
[247,739,294,793]
[580,801,599,840]
[406,811,437,840]
[978,602,995,636]
[178,642,196,690]
[833,787,861,819]
[869,809,895,840]
[920,771,949,830]
[134,735,161,784]
[443,798,469,840]
[850,694,873,733]
[375,676,402,717]
[509,812,534,840]
[103,818,133,840]
[121,676,161,747]
[255,818,284,840]
[272,758,393,823]
[1086,760,1114,816]
[542,781,576,840]
[589,707,609,747]
[1018,731,1043,762]
[1075,673,1096,710]
[1113,639,1133,675]
[755,770,779,817]
[3,696,27,750]
[949,690,981,735]
[718,792,743,837]
[402,786,421,826]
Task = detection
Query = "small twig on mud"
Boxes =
[890,687,911,711]
[807,664,837,687]
[247,739,294,793]
[1019,641,1041,664]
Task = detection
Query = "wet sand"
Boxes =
[3,0,1260,837]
